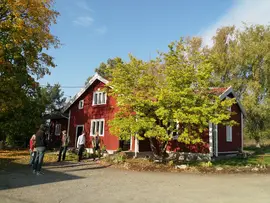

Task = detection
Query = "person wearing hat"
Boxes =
[57,130,70,162]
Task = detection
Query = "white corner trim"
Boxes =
[63,73,109,112]
[215,124,218,157]
[67,110,71,139]
[209,122,213,157]
[241,113,244,151]
[130,136,133,151]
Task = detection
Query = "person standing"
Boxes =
[92,132,101,161]
[29,134,36,166]
[57,130,69,162]
[77,131,85,162]
[33,124,47,175]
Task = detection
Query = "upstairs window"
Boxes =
[93,91,107,105]
[78,100,84,109]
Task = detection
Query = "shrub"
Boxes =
[199,161,212,168]
[113,151,127,163]
[116,147,122,153]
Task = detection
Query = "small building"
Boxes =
[50,73,245,158]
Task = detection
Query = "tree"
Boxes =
[108,38,235,161]
[85,57,123,85]
[39,84,66,114]
[0,0,60,144]
[209,24,270,146]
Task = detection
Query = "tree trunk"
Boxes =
[149,138,168,162]
[160,141,168,162]
[149,138,160,160]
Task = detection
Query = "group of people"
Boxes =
[29,127,102,175]
[76,131,101,162]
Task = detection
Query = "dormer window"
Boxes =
[78,100,84,109]
[93,91,107,105]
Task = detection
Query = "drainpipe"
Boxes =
[67,110,71,143]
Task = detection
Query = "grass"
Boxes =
[0,149,80,170]
[213,155,270,167]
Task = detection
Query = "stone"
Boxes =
[176,164,188,170]
[215,167,223,171]
[251,167,259,172]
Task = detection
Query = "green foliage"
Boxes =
[85,57,123,85]
[114,152,127,163]
[108,38,235,160]
[39,84,66,113]
[199,161,212,168]
[209,24,270,144]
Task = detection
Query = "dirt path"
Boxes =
[0,161,270,203]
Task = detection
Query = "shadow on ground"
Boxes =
[0,157,110,191]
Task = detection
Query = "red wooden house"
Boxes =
[50,73,246,158]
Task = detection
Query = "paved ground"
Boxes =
[0,161,270,203]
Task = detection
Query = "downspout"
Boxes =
[67,110,71,146]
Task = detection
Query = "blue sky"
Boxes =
[40,0,270,98]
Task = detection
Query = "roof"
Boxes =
[216,86,246,117]
[63,74,246,117]
[63,73,109,112]
[43,112,69,120]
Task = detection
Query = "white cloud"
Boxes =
[95,26,108,35]
[73,16,94,27]
[76,1,93,12]
[201,0,270,46]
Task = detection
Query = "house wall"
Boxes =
[49,118,68,147]
[167,129,210,154]
[68,80,119,150]
[218,103,242,153]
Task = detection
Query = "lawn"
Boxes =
[0,149,79,170]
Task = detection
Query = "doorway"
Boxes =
[75,125,84,147]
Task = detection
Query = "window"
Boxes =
[78,100,84,109]
[90,119,105,136]
[93,91,107,105]
[55,124,61,136]
[226,126,232,142]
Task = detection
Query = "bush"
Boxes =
[199,161,212,168]
[168,160,174,166]
[114,152,127,163]
[116,147,122,153]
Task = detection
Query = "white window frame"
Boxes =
[226,105,232,142]
[55,124,61,136]
[90,119,105,136]
[92,91,107,105]
[226,125,232,142]
[78,100,84,109]
[75,125,84,147]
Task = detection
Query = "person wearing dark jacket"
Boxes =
[33,124,47,175]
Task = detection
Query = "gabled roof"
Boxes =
[217,86,246,117]
[63,73,108,112]
[63,74,246,117]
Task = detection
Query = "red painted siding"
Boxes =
[218,103,242,153]
[49,118,68,147]
[167,129,210,153]
[68,80,119,150]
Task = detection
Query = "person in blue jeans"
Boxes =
[33,124,47,175]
